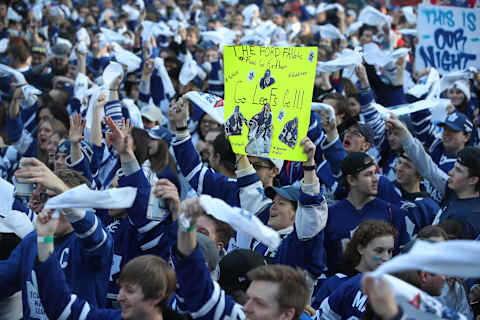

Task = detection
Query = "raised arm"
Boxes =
[355,64,388,150]
[170,98,240,206]
[386,116,448,198]
[173,198,244,319]
[35,210,120,320]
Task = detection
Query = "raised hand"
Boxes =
[300,136,315,166]
[355,64,370,89]
[142,58,155,78]
[361,275,399,320]
[319,108,337,137]
[14,158,69,194]
[153,179,181,220]
[385,115,410,141]
[36,209,59,237]
[179,197,204,227]
[94,93,107,110]
[69,113,86,144]
[168,98,189,130]
[105,116,133,155]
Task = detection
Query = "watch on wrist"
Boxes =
[302,164,316,171]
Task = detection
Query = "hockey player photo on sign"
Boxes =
[245,103,274,157]
[259,69,275,90]
[225,105,247,136]
[278,117,298,149]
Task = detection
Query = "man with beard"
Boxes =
[28,42,71,91]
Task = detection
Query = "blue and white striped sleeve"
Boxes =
[35,254,122,320]
[410,109,436,147]
[173,135,240,206]
[358,88,387,149]
[71,210,112,257]
[172,245,245,320]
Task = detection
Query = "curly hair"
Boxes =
[342,220,397,268]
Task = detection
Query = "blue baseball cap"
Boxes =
[265,185,300,202]
[438,111,473,134]
[147,126,173,146]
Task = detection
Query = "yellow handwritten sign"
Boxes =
[223,46,317,161]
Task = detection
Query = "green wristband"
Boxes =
[180,224,196,232]
[37,236,54,243]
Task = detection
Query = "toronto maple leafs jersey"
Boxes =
[315,274,367,320]
[0,211,113,320]
[402,134,480,238]
[325,198,410,274]
[378,180,440,238]
[96,167,179,300]
[35,254,122,320]
[311,272,357,310]
[173,134,249,206]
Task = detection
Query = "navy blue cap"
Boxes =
[56,140,71,154]
[199,40,216,50]
[438,111,473,134]
[265,185,301,202]
[457,147,480,171]
[147,126,173,146]
[341,152,375,176]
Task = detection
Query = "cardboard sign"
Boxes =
[416,4,480,74]
[223,46,317,161]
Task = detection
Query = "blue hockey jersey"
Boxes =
[173,134,250,206]
[96,167,179,300]
[317,274,366,320]
[325,198,410,274]
[0,210,113,319]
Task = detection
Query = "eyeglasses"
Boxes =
[251,162,274,170]
[200,119,219,127]
[344,129,364,138]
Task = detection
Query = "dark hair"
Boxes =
[131,127,179,180]
[247,265,309,320]
[321,92,348,117]
[342,220,397,267]
[438,219,475,240]
[8,37,30,64]
[417,225,448,240]
[119,255,176,310]
[467,166,480,192]
[212,133,236,174]
[37,95,71,129]
[358,25,378,38]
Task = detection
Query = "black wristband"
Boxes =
[302,164,316,171]
[176,126,188,131]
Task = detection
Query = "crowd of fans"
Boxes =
[0,0,480,319]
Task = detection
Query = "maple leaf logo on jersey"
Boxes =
[410,293,422,308]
